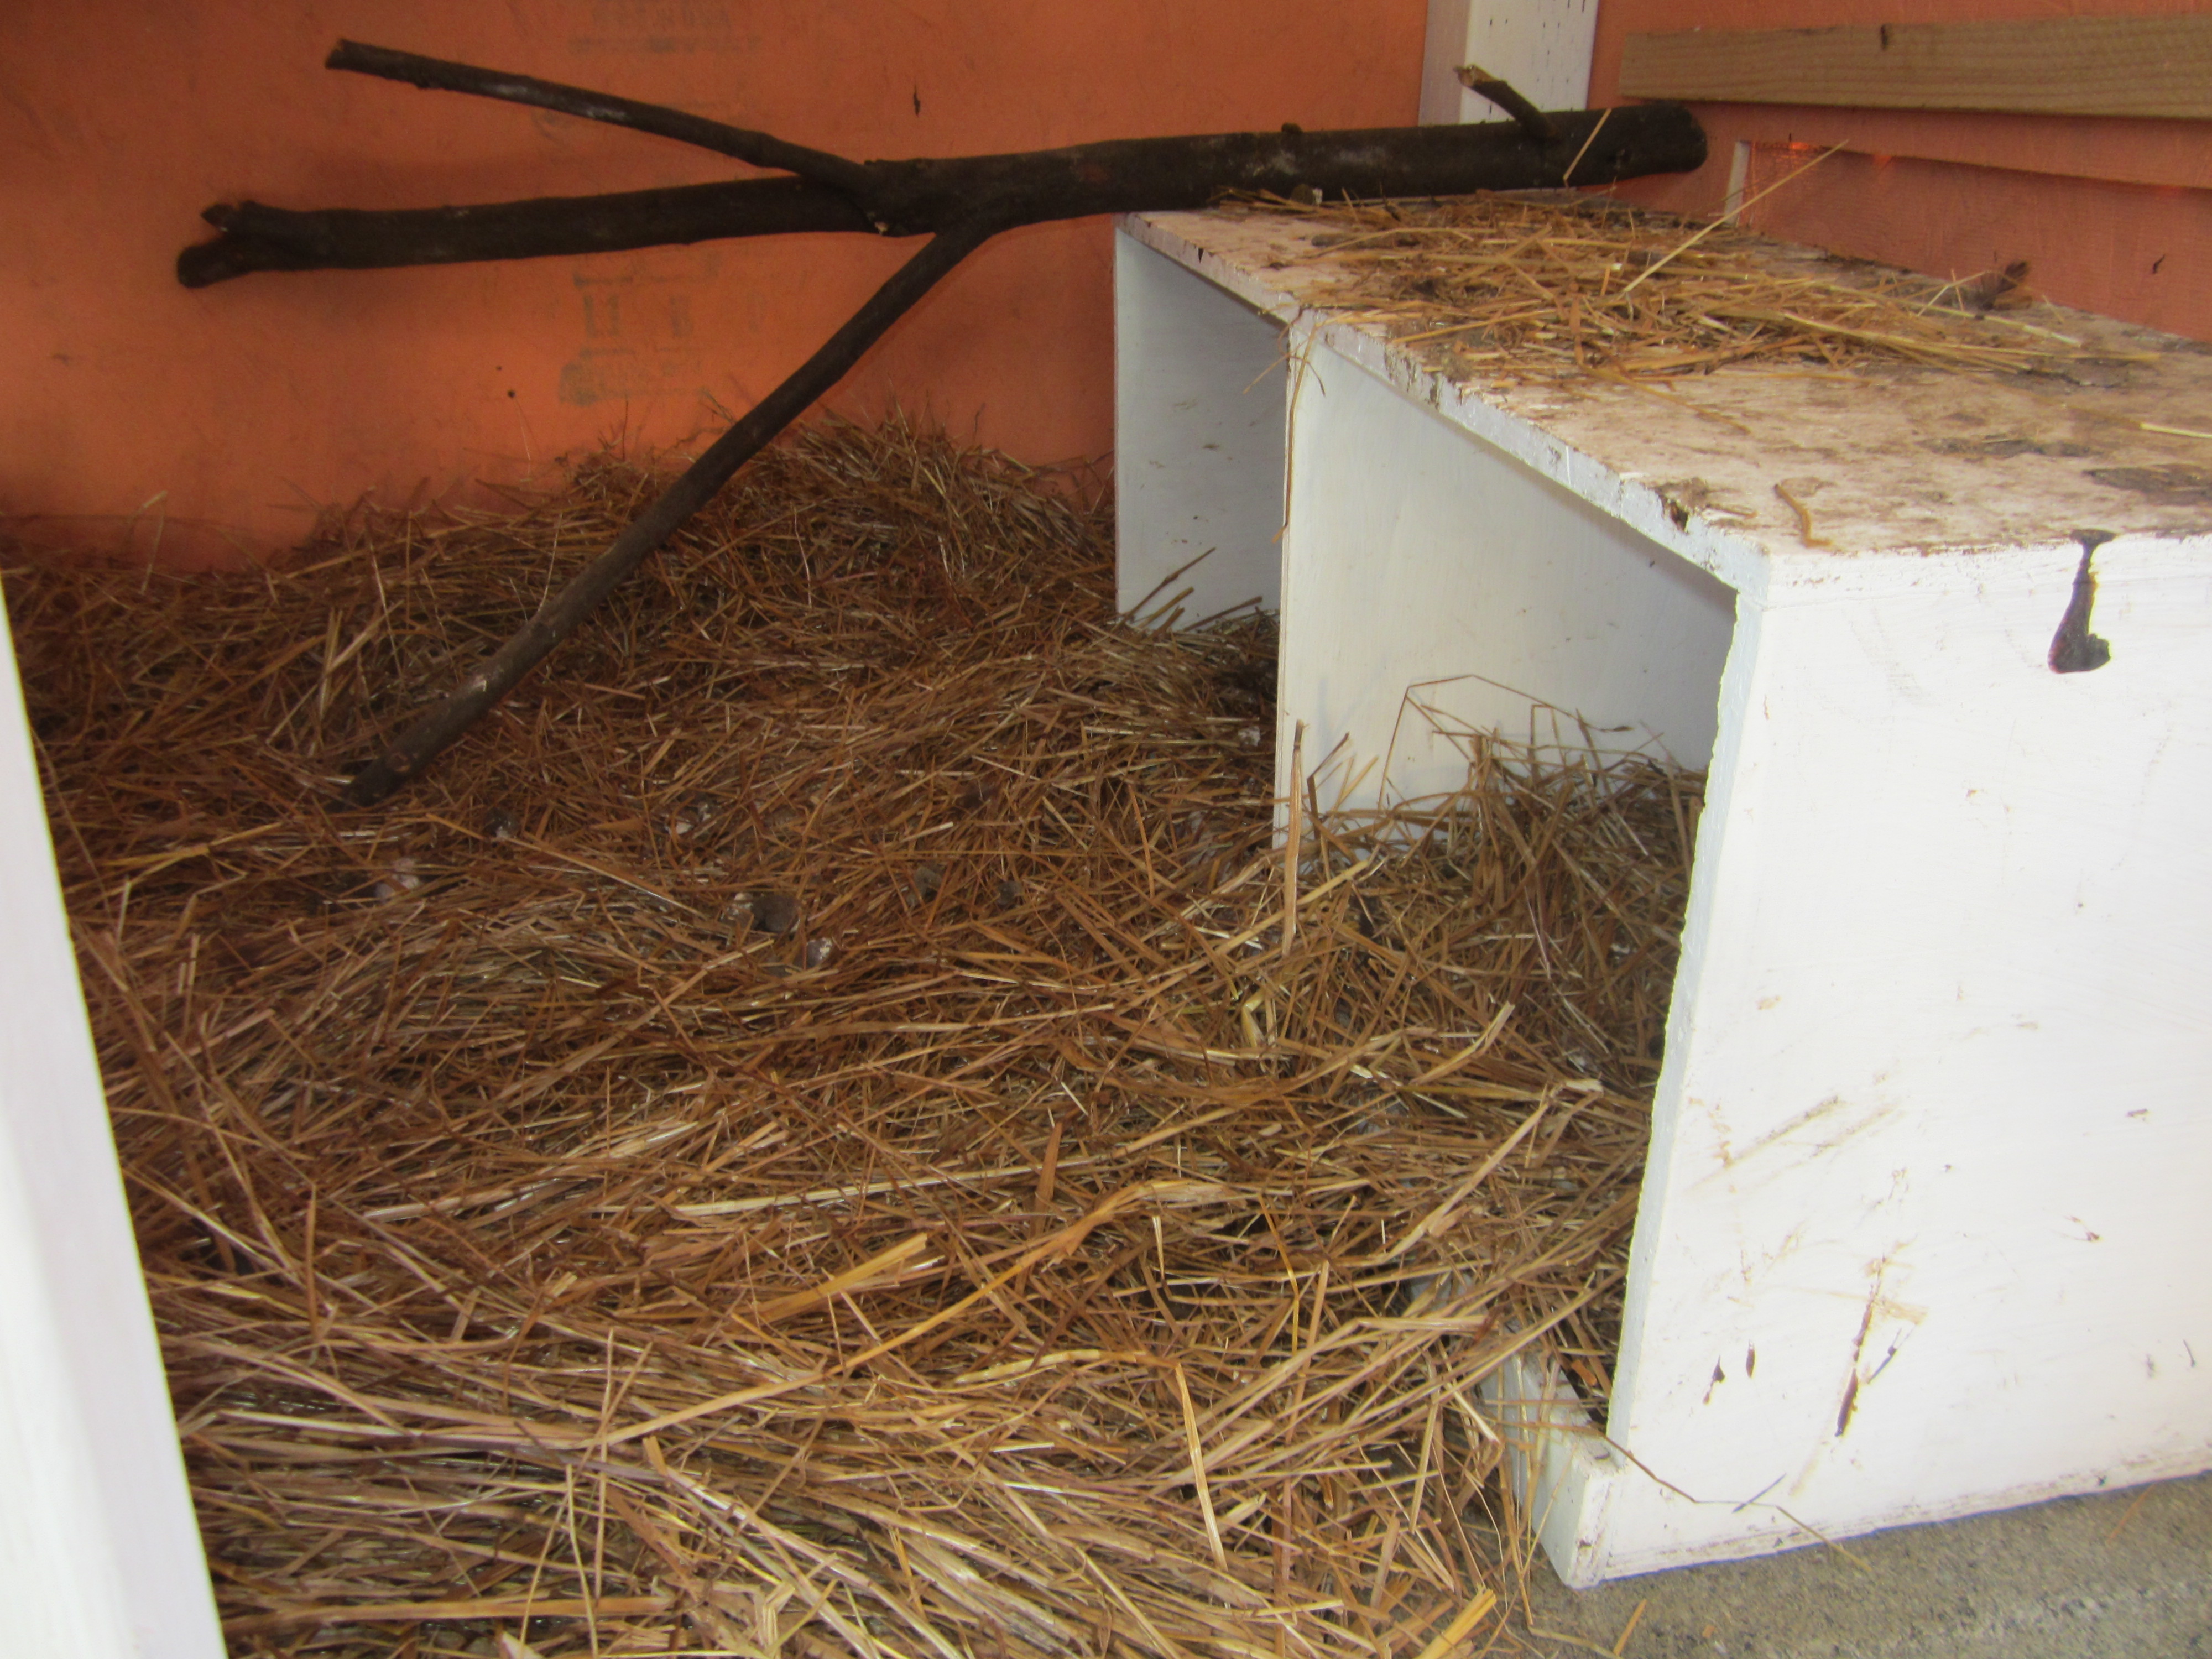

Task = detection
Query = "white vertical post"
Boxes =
[0,587,223,1658]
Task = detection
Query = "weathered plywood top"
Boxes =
[1126,207,2212,586]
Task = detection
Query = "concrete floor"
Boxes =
[1512,1470,2211,1657]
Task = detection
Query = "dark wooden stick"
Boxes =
[179,102,1704,286]
[1454,64,1561,145]
[180,180,870,288]
[340,221,990,807]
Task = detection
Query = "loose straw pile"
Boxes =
[8,417,1694,1658]
[1240,190,2141,388]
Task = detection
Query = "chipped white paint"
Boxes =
[1588,535,2212,1579]
[1420,0,1600,126]
[0,587,224,1654]
[1115,210,2212,1582]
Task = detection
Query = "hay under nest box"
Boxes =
[8,413,1695,1658]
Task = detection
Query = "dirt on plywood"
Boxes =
[1237,187,2151,390]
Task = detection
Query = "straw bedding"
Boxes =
[1240,186,2145,389]
[8,417,1694,1658]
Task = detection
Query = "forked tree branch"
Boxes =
[180,44,1703,287]
[325,39,878,194]
[176,43,1705,805]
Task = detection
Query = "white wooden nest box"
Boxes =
[1113,206,2212,1585]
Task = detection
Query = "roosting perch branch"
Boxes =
[179,43,1701,288]
[176,43,1705,806]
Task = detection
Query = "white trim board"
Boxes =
[0,578,224,1657]
[1113,232,1286,626]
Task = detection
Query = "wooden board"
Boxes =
[1621,15,2212,121]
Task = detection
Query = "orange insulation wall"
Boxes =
[2,4,1424,567]
[1590,0,2212,346]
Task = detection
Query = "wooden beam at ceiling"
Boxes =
[1621,15,2212,121]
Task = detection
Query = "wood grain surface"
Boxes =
[1623,15,2212,120]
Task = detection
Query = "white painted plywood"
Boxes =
[1592,537,2212,1579]
[1280,331,1734,813]
[0,582,223,1655]
[1114,235,1287,627]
